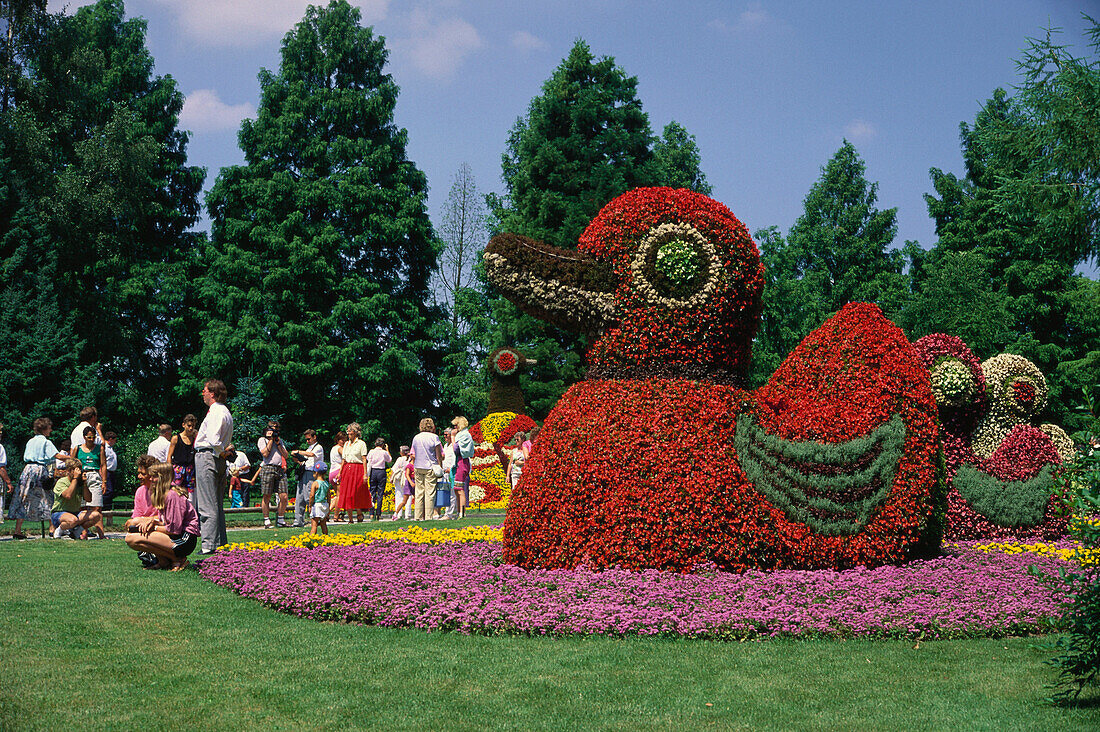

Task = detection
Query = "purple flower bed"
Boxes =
[197,541,1071,640]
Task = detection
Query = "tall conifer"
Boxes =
[192,0,440,435]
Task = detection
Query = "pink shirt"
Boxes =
[161,490,200,535]
[366,446,393,470]
[131,486,157,519]
[410,432,442,469]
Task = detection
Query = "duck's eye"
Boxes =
[655,238,700,293]
[930,358,975,407]
[1011,379,1036,408]
[494,348,520,376]
[630,222,720,307]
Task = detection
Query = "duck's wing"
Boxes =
[734,414,907,536]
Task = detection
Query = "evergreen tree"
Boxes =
[0,0,203,435]
[786,141,907,317]
[915,15,1100,419]
[190,0,440,437]
[493,39,656,249]
[748,226,827,387]
[652,120,712,194]
[750,142,907,386]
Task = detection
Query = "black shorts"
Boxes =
[170,532,197,558]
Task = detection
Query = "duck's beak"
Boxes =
[483,233,617,335]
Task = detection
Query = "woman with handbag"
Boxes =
[435,428,456,519]
[409,418,443,521]
[10,417,58,539]
[451,416,475,519]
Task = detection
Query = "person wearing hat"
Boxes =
[307,460,332,535]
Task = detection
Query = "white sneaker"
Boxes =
[264,519,272,528]
[53,525,64,539]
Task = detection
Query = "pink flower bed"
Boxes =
[197,539,1072,640]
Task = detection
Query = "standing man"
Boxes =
[70,406,103,451]
[257,421,289,528]
[103,431,119,515]
[193,379,233,554]
[291,429,324,528]
[147,424,172,463]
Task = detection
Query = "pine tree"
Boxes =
[493,39,657,250]
[914,22,1100,419]
[191,0,441,437]
[0,0,203,433]
[749,143,907,386]
[652,120,712,194]
[786,141,907,316]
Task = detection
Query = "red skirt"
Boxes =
[336,462,371,510]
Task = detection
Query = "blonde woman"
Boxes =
[335,423,370,522]
[410,417,443,521]
[123,462,199,571]
[329,431,346,522]
[450,416,475,519]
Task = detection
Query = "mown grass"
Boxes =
[1,519,1098,731]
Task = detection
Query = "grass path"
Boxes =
[1,520,1098,731]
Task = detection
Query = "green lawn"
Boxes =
[1,519,1097,731]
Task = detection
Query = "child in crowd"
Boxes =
[122,462,199,571]
[228,465,242,507]
[390,446,412,521]
[307,461,331,535]
[51,459,100,539]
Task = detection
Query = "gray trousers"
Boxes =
[294,471,311,526]
[193,450,227,553]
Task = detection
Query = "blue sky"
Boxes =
[50,1,1098,268]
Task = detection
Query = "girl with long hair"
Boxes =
[123,462,199,571]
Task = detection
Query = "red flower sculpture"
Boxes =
[487,188,942,572]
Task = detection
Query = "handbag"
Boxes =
[434,486,451,508]
[431,463,444,478]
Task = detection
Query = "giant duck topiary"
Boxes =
[485,187,943,572]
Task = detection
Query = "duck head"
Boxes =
[485,187,765,383]
[486,347,537,415]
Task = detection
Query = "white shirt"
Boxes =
[0,443,7,467]
[147,435,171,462]
[329,444,343,469]
[257,437,286,466]
[105,445,117,471]
[391,456,408,488]
[71,421,102,451]
[302,441,323,470]
[195,402,233,453]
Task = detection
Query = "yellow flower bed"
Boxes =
[220,524,504,552]
[959,539,1098,566]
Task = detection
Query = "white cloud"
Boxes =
[843,119,878,142]
[179,89,256,132]
[148,0,390,47]
[397,9,483,81]
[709,3,771,34]
[510,30,548,53]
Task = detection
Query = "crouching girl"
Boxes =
[123,462,199,571]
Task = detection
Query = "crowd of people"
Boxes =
[1,377,523,569]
